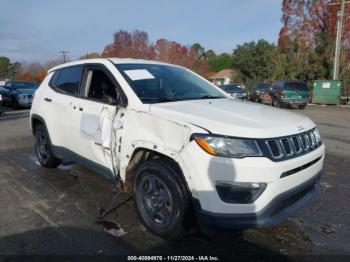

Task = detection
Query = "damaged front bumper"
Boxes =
[193,171,321,230]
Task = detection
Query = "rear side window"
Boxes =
[51,66,84,95]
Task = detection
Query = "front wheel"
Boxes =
[133,158,190,239]
[12,96,20,109]
[35,124,61,168]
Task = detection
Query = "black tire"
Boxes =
[12,96,20,109]
[299,104,306,110]
[133,158,190,239]
[34,124,61,168]
[272,99,281,108]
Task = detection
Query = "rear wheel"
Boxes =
[34,124,61,168]
[133,158,191,239]
[272,99,280,108]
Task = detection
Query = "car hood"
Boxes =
[14,88,36,95]
[149,98,315,138]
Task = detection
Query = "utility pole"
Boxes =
[333,0,346,80]
[59,51,69,63]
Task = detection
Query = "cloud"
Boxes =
[0,18,55,61]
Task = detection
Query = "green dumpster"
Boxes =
[312,80,341,105]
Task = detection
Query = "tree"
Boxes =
[102,30,155,59]
[0,57,11,79]
[232,40,276,86]
[101,30,209,75]
[208,53,233,72]
[278,0,331,50]
[191,43,206,58]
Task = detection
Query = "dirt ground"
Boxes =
[0,105,349,259]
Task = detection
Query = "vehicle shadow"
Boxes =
[0,226,288,260]
[0,226,140,256]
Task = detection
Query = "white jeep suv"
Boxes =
[30,58,325,238]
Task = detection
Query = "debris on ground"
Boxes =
[319,225,336,235]
[70,169,82,178]
[58,161,75,170]
[95,220,127,237]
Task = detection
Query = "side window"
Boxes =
[51,66,83,95]
[85,69,119,104]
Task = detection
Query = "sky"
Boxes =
[0,0,282,63]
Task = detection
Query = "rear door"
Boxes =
[42,65,85,151]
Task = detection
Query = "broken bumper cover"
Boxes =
[193,171,321,229]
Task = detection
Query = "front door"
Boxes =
[77,65,124,175]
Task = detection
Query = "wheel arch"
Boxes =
[123,146,193,196]
[31,114,49,136]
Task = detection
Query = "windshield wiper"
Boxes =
[140,96,177,103]
[197,95,224,100]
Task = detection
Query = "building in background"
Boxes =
[209,69,235,86]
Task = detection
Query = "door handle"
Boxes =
[44,98,52,102]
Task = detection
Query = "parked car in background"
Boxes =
[250,83,272,104]
[270,80,309,109]
[220,84,247,100]
[0,93,4,117]
[2,81,39,108]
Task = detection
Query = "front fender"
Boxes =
[115,109,206,196]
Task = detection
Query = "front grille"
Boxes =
[272,182,316,215]
[260,129,322,161]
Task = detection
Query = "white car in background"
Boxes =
[30,58,325,238]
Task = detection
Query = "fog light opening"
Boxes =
[215,181,266,204]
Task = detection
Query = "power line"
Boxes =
[59,51,69,63]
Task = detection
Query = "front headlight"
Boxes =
[313,128,322,144]
[18,94,27,100]
[192,134,262,158]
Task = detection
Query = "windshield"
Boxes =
[222,84,243,93]
[255,83,271,90]
[115,63,225,103]
[12,82,38,89]
[284,82,308,91]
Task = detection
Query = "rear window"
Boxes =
[284,82,308,91]
[51,65,84,95]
